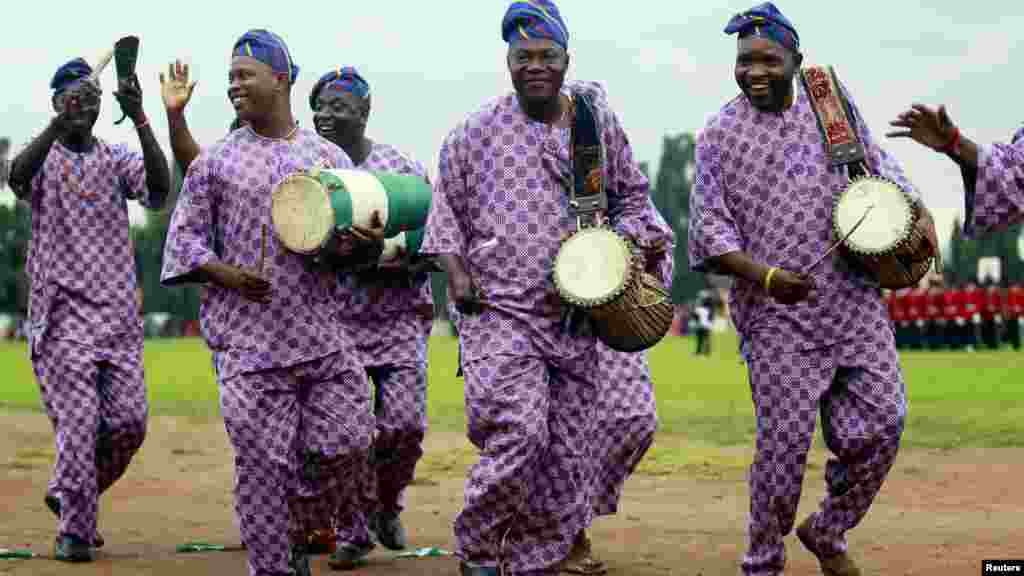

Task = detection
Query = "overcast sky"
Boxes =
[2,1,1022,251]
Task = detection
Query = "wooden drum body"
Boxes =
[553,227,673,352]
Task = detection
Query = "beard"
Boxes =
[741,74,795,113]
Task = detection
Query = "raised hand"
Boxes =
[160,60,197,114]
[887,104,957,152]
[113,75,146,124]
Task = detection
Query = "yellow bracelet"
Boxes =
[763,267,778,293]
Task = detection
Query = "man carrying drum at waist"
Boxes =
[306,65,434,570]
[161,30,374,576]
[688,4,935,575]
[420,2,672,574]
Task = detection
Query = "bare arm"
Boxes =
[134,117,171,210]
[167,108,202,173]
[8,118,62,199]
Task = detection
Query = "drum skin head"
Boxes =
[553,227,633,307]
[833,176,913,255]
[271,173,335,254]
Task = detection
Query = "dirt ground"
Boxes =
[2,412,1021,576]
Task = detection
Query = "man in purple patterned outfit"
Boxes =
[689,4,935,575]
[888,106,1024,236]
[422,3,673,574]
[7,56,170,562]
[161,30,373,576]
[307,66,434,569]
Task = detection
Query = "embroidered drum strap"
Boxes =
[569,91,608,229]
[800,65,867,172]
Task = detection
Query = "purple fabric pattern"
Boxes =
[34,342,147,544]
[221,352,372,575]
[688,81,916,362]
[340,141,433,368]
[742,348,904,575]
[17,139,155,356]
[422,79,670,574]
[332,141,432,546]
[161,126,356,380]
[161,126,372,576]
[588,345,656,519]
[690,81,910,575]
[421,80,673,365]
[965,136,1024,236]
[12,136,154,546]
[457,351,597,574]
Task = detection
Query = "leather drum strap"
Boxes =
[800,65,867,178]
[569,91,608,229]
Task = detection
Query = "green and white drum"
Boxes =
[271,167,431,258]
[379,227,426,264]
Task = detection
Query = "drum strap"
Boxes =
[569,91,608,229]
[800,65,868,178]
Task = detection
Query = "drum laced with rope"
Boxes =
[551,91,673,353]
[833,175,937,289]
[801,64,939,289]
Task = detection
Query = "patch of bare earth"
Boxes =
[1,412,1020,575]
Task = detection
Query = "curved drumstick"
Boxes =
[91,47,114,81]
[800,204,875,275]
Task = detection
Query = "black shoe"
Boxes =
[45,493,104,548]
[54,534,93,563]
[459,561,499,576]
[327,543,371,571]
[290,545,312,576]
[374,512,407,550]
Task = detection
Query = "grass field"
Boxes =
[2,333,1021,475]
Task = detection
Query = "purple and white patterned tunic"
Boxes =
[689,81,917,364]
[339,141,433,367]
[161,126,356,380]
[422,80,673,363]
[15,139,156,355]
[690,82,909,576]
[964,126,1024,237]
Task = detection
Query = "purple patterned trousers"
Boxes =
[456,352,597,575]
[742,349,906,576]
[33,340,148,544]
[220,352,373,576]
[335,363,427,546]
[589,355,657,519]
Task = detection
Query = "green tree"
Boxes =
[650,132,704,303]
[0,201,30,314]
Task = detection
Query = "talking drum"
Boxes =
[833,176,938,290]
[270,168,431,261]
[553,227,674,353]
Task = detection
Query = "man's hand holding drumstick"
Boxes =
[196,225,272,303]
[711,252,814,306]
